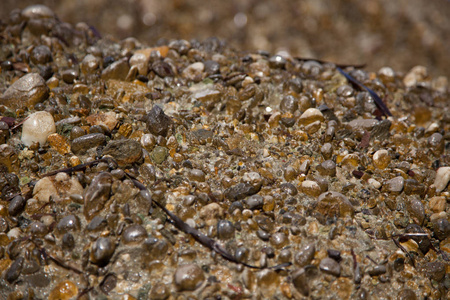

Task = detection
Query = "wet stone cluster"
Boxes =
[0,5,449,300]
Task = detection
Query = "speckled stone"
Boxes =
[1,73,49,109]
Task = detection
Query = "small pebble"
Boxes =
[319,257,341,276]
[21,111,56,147]
[174,263,205,291]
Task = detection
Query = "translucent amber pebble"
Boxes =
[49,280,78,300]
[373,149,390,169]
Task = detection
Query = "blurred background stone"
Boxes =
[2,0,449,77]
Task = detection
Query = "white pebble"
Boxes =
[21,111,56,146]
[368,178,381,189]
[433,167,450,193]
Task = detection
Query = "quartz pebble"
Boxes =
[21,111,56,147]
[373,149,390,169]
[433,167,450,193]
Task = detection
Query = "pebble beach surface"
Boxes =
[0,5,449,300]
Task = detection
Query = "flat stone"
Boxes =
[71,133,107,154]
[145,105,173,137]
[102,139,143,167]
[1,73,49,109]
[101,59,130,81]
[383,176,404,193]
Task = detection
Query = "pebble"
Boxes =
[244,194,264,210]
[319,257,341,276]
[199,203,224,226]
[433,167,450,193]
[48,280,78,300]
[291,268,309,296]
[31,45,52,64]
[367,265,387,276]
[47,133,71,155]
[174,263,205,291]
[86,112,118,131]
[188,169,206,182]
[428,196,446,213]
[21,111,56,147]
[217,220,235,240]
[144,105,173,137]
[182,62,204,81]
[90,237,116,266]
[1,73,49,109]
[298,108,324,126]
[102,139,143,167]
[80,54,100,74]
[397,289,418,300]
[70,133,107,154]
[373,149,390,169]
[270,232,288,248]
[316,160,336,177]
[301,180,322,197]
[8,195,26,216]
[403,65,427,87]
[407,198,425,225]
[421,261,446,282]
[432,218,450,240]
[5,257,24,283]
[83,172,113,220]
[294,243,315,267]
[61,69,79,84]
[150,146,169,164]
[32,177,58,202]
[225,183,260,201]
[101,59,130,81]
[316,191,355,218]
[384,176,405,193]
[56,215,80,234]
[122,224,148,244]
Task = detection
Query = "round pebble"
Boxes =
[21,111,56,147]
[174,263,205,291]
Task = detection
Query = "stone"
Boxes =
[433,167,450,193]
[1,73,49,109]
[122,224,148,244]
[150,146,169,164]
[21,111,56,147]
[244,194,264,210]
[145,105,173,137]
[432,218,450,241]
[298,108,324,126]
[319,257,341,276]
[224,183,260,201]
[383,176,404,193]
[102,139,143,167]
[101,59,130,81]
[428,196,446,213]
[316,191,355,218]
[174,264,205,291]
[317,160,336,177]
[373,149,390,169]
[47,133,70,155]
[403,65,427,87]
[182,62,204,81]
[199,203,224,226]
[86,112,118,131]
[83,172,113,220]
[294,243,315,267]
[301,180,322,197]
[48,280,78,300]
[407,198,425,225]
[70,133,107,154]
[291,268,309,296]
[33,177,58,203]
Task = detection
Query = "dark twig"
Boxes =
[42,157,292,271]
[391,236,416,268]
[128,174,291,270]
[337,67,392,117]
